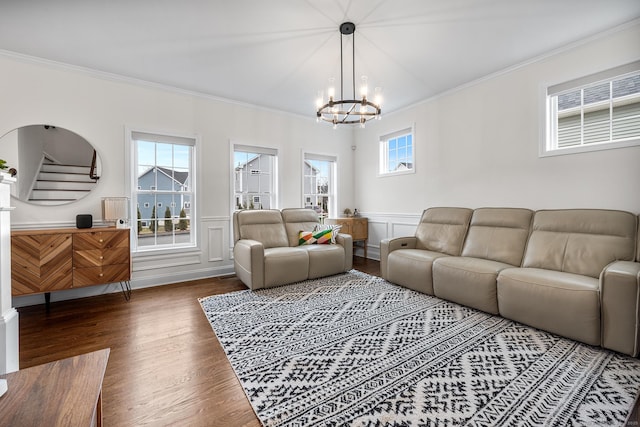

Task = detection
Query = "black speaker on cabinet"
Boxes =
[76,214,93,229]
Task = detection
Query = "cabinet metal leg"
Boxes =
[119,281,131,301]
[44,292,51,311]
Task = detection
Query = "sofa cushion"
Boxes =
[433,257,513,314]
[236,210,289,249]
[282,208,321,247]
[461,207,533,266]
[264,247,309,287]
[497,267,600,346]
[414,207,472,255]
[387,249,448,295]
[301,245,346,279]
[522,209,636,278]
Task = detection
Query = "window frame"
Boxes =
[541,61,640,157]
[128,128,198,254]
[302,151,337,220]
[378,126,415,177]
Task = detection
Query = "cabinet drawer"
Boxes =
[74,247,130,268]
[73,230,129,250]
[73,264,130,287]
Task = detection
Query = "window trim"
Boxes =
[540,61,640,157]
[127,127,199,254]
[378,126,416,177]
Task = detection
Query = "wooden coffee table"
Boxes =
[0,348,110,426]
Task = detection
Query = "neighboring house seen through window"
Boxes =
[233,144,277,210]
[303,153,337,220]
[379,127,414,176]
[131,131,196,252]
[543,62,640,156]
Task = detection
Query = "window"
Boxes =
[379,128,414,176]
[131,130,196,252]
[303,153,337,219]
[233,144,277,210]
[543,62,640,156]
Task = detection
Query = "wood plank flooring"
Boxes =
[15,257,639,426]
[15,257,380,426]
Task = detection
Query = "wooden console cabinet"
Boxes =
[326,217,368,258]
[11,227,130,297]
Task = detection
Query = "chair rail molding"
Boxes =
[0,172,18,374]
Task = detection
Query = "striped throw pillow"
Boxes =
[298,229,333,245]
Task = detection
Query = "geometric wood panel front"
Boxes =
[11,233,73,295]
[73,230,129,251]
[73,247,130,268]
[73,264,130,288]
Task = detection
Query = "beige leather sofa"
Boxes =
[381,207,640,356]
[233,208,353,290]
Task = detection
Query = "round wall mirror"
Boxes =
[0,125,101,205]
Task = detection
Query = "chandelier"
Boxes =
[316,22,382,128]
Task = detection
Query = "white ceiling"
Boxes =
[1,1,639,118]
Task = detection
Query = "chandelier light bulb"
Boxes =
[374,87,383,107]
[316,90,324,109]
[360,76,368,99]
[327,78,335,101]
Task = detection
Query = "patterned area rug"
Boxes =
[199,271,640,426]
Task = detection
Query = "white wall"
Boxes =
[0,54,354,305]
[2,21,639,302]
[353,22,640,259]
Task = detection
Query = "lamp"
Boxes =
[102,197,129,228]
[316,22,382,128]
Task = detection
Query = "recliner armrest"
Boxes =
[335,233,353,271]
[601,260,640,356]
[233,239,265,289]
[380,237,418,280]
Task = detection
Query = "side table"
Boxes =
[326,217,368,258]
[0,348,110,426]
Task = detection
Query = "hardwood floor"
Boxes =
[15,257,639,426]
[15,257,380,427]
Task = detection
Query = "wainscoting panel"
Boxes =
[391,222,420,239]
[359,212,421,261]
[367,220,388,252]
[207,226,224,262]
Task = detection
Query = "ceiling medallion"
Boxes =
[316,22,382,128]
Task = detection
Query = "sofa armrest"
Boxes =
[380,237,417,280]
[336,233,353,271]
[233,239,265,289]
[601,260,640,356]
